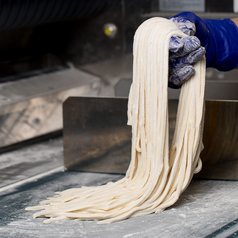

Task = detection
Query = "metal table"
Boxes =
[1,168,238,237]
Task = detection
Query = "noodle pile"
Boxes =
[26,17,206,224]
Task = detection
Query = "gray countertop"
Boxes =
[1,170,238,238]
[1,136,238,237]
[0,138,63,189]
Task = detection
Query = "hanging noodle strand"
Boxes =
[26,17,206,225]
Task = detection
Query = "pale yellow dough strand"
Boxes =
[26,17,206,225]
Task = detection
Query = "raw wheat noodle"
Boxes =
[26,17,206,225]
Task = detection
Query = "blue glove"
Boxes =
[169,35,205,88]
[169,12,238,88]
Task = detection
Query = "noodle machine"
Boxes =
[0,0,238,237]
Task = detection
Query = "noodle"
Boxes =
[26,17,206,225]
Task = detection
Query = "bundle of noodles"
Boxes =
[26,17,206,224]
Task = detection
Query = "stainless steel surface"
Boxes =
[1,169,238,238]
[63,97,238,180]
[0,138,63,189]
[0,67,101,148]
[63,97,131,174]
[79,55,133,98]
[197,100,238,180]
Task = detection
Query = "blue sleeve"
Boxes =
[202,19,238,71]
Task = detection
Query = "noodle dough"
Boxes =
[26,17,206,224]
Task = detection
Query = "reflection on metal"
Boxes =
[63,97,131,174]
[63,97,238,180]
[0,67,101,148]
[195,100,238,180]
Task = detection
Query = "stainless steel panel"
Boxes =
[63,97,238,180]
[63,97,131,174]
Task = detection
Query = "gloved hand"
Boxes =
[168,12,238,88]
[169,35,205,88]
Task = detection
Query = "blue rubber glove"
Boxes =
[169,35,205,88]
[169,12,238,88]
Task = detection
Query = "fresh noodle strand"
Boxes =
[26,17,206,225]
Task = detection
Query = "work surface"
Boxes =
[1,170,238,238]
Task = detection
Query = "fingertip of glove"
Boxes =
[182,36,201,53]
[169,36,183,52]
[169,65,195,88]
[180,65,195,77]
[186,46,206,64]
